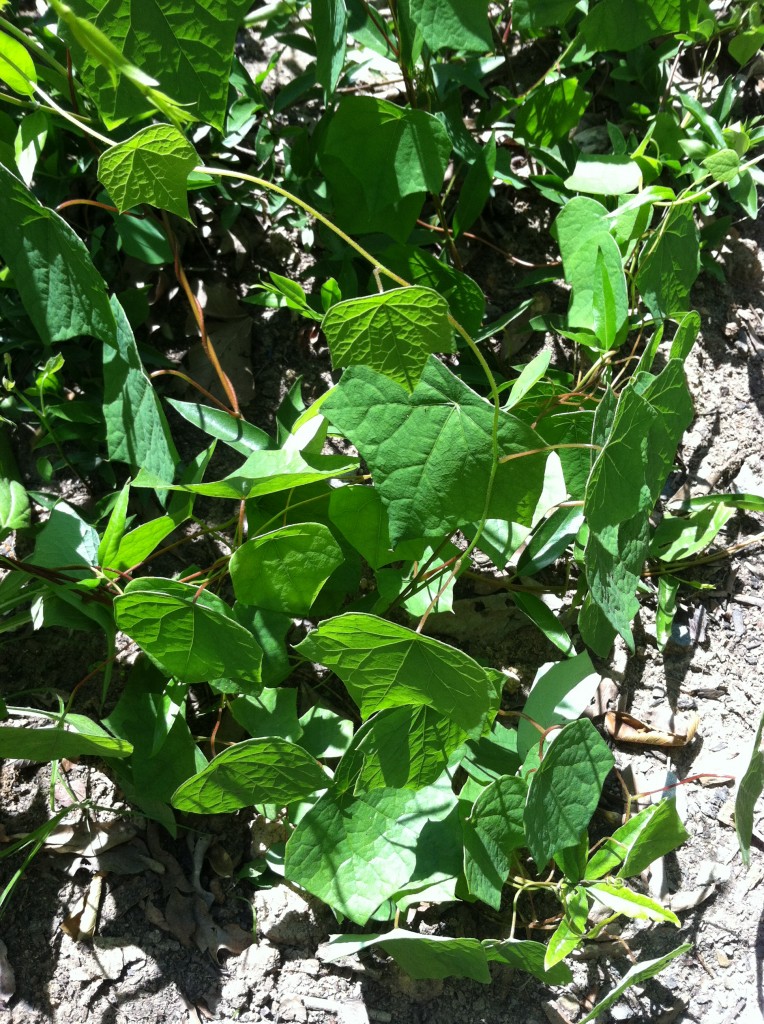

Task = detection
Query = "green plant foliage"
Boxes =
[98,124,198,218]
[0,480,30,538]
[2,0,761,1006]
[524,720,615,868]
[103,297,178,479]
[636,204,701,318]
[579,0,713,52]
[582,361,694,652]
[229,523,343,615]
[335,705,468,793]
[171,737,329,813]
[586,799,690,879]
[319,96,451,239]
[736,710,764,866]
[133,448,358,500]
[0,725,131,760]
[0,28,37,95]
[400,0,491,54]
[296,613,498,733]
[579,945,692,1023]
[285,775,457,924]
[463,775,527,908]
[323,357,547,541]
[313,0,347,98]
[59,0,253,129]
[515,79,590,148]
[322,286,454,390]
[114,578,263,685]
[0,163,115,345]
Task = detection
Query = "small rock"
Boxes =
[716,950,731,968]
[278,995,308,1022]
[609,1002,634,1021]
[254,885,331,947]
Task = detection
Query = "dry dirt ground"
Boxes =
[3,111,764,1024]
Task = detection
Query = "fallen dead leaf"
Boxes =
[42,820,136,857]
[604,710,700,747]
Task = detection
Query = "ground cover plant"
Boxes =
[1,0,764,1016]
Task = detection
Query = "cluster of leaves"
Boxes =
[1,0,764,1014]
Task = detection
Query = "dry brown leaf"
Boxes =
[43,820,136,856]
[604,710,700,748]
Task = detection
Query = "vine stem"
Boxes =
[499,442,601,464]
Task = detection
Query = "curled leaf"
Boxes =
[604,711,700,748]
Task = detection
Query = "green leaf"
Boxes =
[702,147,740,184]
[97,479,131,574]
[0,479,30,538]
[298,705,354,759]
[230,688,303,743]
[103,296,178,480]
[165,399,270,455]
[515,78,589,148]
[565,156,643,197]
[729,26,764,66]
[517,653,600,759]
[285,777,457,924]
[652,503,735,563]
[336,706,468,794]
[60,0,253,131]
[463,775,527,909]
[14,109,48,186]
[483,938,572,984]
[103,657,206,815]
[0,162,116,346]
[171,737,329,813]
[328,485,424,569]
[399,0,491,53]
[546,886,589,968]
[322,287,454,391]
[736,710,764,867]
[552,198,628,345]
[377,242,485,335]
[589,881,679,925]
[511,591,575,656]
[579,0,713,52]
[512,0,577,37]
[504,351,551,410]
[0,725,131,761]
[453,135,496,237]
[98,124,199,219]
[670,310,700,360]
[319,930,491,983]
[229,523,343,615]
[582,362,694,652]
[314,0,347,98]
[322,357,548,542]
[524,719,614,869]
[592,244,621,348]
[32,501,99,576]
[296,612,497,734]
[132,448,357,500]
[586,799,689,880]
[319,96,451,240]
[114,578,263,686]
[0,28,36,96]
[636,204,701,320]
[579,945,692,1023]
